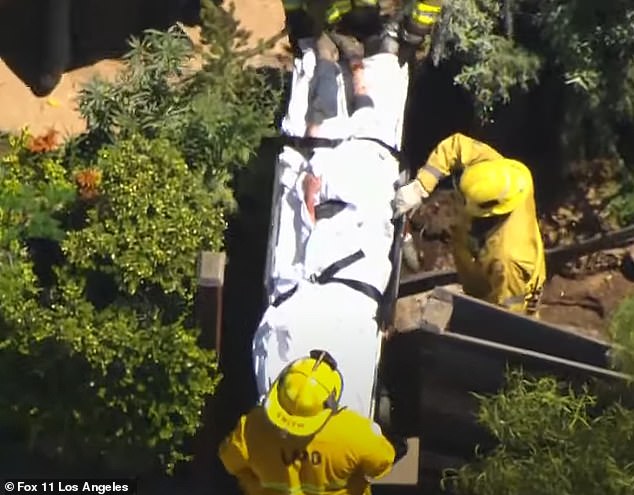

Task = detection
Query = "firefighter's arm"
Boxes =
[218,415,261,495]
[358,421,396,481]
[416,133,504,194]
[395,133,503,216]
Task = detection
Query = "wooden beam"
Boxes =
[431,286,612,368]
[196,251,226,354]
[191,251,227,485]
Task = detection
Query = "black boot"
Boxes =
[285,9,323,57]
[338,5,383,40]
[363,20,400,57]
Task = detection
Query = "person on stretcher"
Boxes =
[252,12,411,418]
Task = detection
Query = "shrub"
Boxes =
[443,294,634,494]
[63,135,226,302]
[0,0,281,474]
[430,0,542,120]
[431,0,634,163]
[609,296,634,378]
[607,173,634,226]
[76,1,281,211]
[0,129,221,474]
[443,370,634,495]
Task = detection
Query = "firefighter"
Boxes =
[281,0,443,53]
[398,0,444,48]
[219,350,397,495]
[324,0,444,47]
[394,133,546,316]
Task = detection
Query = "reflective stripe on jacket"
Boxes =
[218,407,395,495]
[415,133,546,314]
[325,0,379,24]
[410,0,443,27]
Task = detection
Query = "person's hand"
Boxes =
[393,179,429,218]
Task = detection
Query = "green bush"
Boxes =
[443,370,634,495]
[0,131,9,157]
[76,2,280,210]
[0,0,280,474]
[607,174,634,226]
[609,296,634,379]
[432,0,634,160]
[431,0,542,119]
[0,129,221,475]
[443,294,634,494]
[63,135,225,301]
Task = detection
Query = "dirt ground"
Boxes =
[0,0,289,135]
[540,271,634,340]
[2,1,633,340]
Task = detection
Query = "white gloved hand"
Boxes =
[393,179,429,217]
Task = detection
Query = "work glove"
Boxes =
[393,179,429,217]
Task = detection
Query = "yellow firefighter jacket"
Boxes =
[218,406,395,495]
[415,133,546,314]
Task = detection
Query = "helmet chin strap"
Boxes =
[324,390,338,411]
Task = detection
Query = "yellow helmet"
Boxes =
[264,350,343,437]
[457,158,533,218]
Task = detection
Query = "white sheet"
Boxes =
[253,282,383,418]
[255,40,410,417]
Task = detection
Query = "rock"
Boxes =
[394,293,429,332]
[402,233,422,272]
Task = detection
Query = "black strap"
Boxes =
[325,277,383,304]
[353,136,401,160]
[314,199,348,220]
[271,249,383,307]
[312,249,365,283]
[278,135,344,150]
[275,135,400,160]
[272,285,298,308]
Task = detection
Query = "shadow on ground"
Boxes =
[199,67,289,495]
[0,0,204,96]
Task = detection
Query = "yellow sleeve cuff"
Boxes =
[416,164,442,193]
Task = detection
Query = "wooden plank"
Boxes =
[547,225,634,261]
[196,251,226,354]
[381,329,628,443]
[191,251,227,485]
[433,287,613,368]
[439,331,628,381]
[198,251,227,288]
[398,270,458,298]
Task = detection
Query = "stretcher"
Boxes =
[254,38,411,420]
